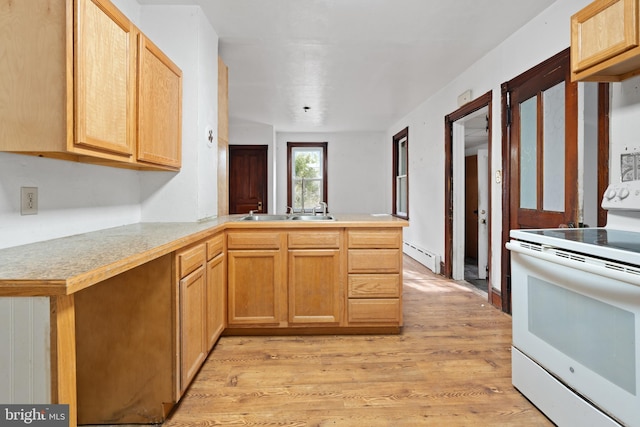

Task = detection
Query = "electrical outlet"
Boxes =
[21,187,38,215]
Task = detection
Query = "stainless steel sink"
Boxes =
[289,215,336,221]
[236,214,336,221]
[237,214,289,221]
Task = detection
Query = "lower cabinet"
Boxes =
[176,232,226,396]
[288,231,342,325]
[177,243,207,395]
[226,229,344,328]
[227,231,285,326]
[346,228,403,326]
[206,234,226,349]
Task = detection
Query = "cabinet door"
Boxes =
[179,266,207,394]
[137,34,182,169]
[227,250,283,326]
[288,249,342,325]
[75,0,135,157]
[572,0,637,73]
[206,253,226,350]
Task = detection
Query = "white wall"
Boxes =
[610,75,640,183]
[229,121,277,213]
[386,0,593,289]
[0,1,219,250]
[275,132,389,214]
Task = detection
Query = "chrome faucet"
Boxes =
[315,201,328,216]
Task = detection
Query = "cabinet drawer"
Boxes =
[206,234,224,260]
[348,274,400,298]
[348,249,401,273]
[178,243,206,278]
[348,299,400,323]
[288,231,340,249]
[227,231,281,250]
[347,229,401,248]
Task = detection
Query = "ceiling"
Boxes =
[139,0,557,133]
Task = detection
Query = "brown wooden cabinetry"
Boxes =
[288,231,343,325]
[571,0,640,81]
[74,255,175,424]
[0,0,182,170]
[347,229,403,326]
[176,243,207,396]
[176,233,226,396]
[206,233,226,349]
[137,34,182,168]
[227,231,285,326]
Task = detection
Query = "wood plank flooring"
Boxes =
[163,255,552,427]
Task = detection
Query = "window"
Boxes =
[287,142,328,213]
[393,128,408,218]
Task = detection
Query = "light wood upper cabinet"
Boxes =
[137,34,182,169]
[571,0,640,81]
[0,0,182,170]
[75,0,135,157]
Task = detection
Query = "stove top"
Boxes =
[510,227,640,266]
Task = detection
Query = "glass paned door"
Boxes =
[508,49,577,231]
[519,82,567,213]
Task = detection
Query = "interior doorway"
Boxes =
[444,91,493,302]
[463,111,489,293]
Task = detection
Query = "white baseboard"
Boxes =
[403,241,440,274]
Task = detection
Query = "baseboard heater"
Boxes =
[403,242,440,274]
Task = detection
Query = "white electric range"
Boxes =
[506,181,640,427]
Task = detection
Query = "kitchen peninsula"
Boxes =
[0,215,407,426]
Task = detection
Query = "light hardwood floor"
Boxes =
[162,255,552,426]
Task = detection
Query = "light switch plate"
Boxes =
[21,187,38,215]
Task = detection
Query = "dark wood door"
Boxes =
[465,155,478,259]
[501,48,578,313]
[229,145,268,214]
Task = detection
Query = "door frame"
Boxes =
[444,91,493,300]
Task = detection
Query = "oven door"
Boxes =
[507,242,640,427]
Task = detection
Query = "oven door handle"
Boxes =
[506,241,640,287]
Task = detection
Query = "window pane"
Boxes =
[396,175,407,214]
[293,148,322,179]
[520,96,537,209]
[398,138,407,175]
[542,82,565,212]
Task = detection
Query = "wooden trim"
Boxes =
[500,82,510,313]
[287,142,328,212]
[598,83,610,227]
[392,127,409,219]
[50,295,77,427]
[443,91,492,281]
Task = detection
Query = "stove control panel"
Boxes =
[602,181,640,210]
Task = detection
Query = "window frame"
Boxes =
[392,127,409,219]
[287,142,328,213]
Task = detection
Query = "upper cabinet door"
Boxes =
[137,35,183,169]
[571,0,640,81]
[74,0,135,157]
